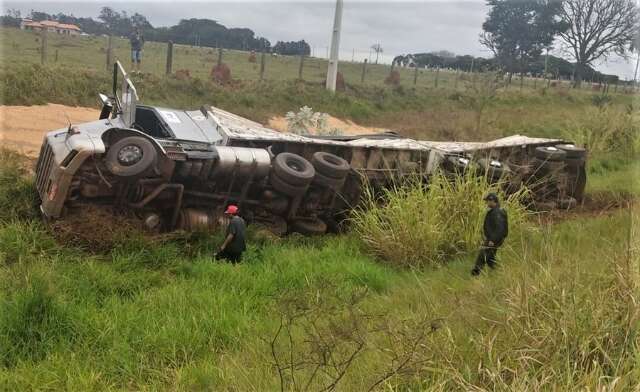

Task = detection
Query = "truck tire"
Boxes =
[270,173,308,197]
[477,158,507,181]
[555,144,586,159]
[564,157,586,169]
[533,158,565,174]
[443,155,472,174]
[312,172,346,190]
[104,136,157,177]
[290,217,327,235]
[273,153,315,186]
[311,152,350,179]
[534,146,566,161]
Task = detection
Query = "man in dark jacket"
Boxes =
[472,193,508,276]
[216,205,246,264]
[129,27,144,73]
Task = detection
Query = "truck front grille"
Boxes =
[35,139,54,199]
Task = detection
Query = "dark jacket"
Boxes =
[130,32,144,51]
[483,205,508,246]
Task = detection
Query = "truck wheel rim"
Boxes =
[118,145,143,166]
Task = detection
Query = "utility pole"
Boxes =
[544,48,549,77]
[634,53,640,87]
[325,0,343,92]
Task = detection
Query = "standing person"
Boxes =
[129,27,144,73]
[216,205,246,264]
[472,193,508,276]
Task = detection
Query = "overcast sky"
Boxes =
[3,0,636,78]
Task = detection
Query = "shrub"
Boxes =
[351,172,530,268]
[563,105,639,155]
[285,106,343,136]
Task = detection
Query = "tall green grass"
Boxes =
[351,172,530,268]
[0,140,637,388]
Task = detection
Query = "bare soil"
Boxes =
[267,115,384,136]
[0,104,100,156]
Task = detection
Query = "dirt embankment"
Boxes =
[0,104,100,156]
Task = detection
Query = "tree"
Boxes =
[480,0,567,79]
[371,43,383,64]
[559,0,639,86]
[98,7,118,29]
[0,9,21,27]
[273,40,310,55]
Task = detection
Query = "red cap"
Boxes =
[224,205,238,215]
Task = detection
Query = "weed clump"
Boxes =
[351,172,530,268]
[0,149,38,223]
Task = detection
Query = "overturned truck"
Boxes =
[35,63,587,235]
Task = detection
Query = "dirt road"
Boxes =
[0,104,100,156]
[0,104,380,157]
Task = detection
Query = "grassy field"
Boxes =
[1,23,638,391]
[2,27,637,143]
[0,148,637,390]
[1,26,612,91]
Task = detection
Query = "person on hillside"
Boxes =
[216,205,246,264]
[471,193,508,276]
[129,27,144,73]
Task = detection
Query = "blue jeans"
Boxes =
[131,49,142,63]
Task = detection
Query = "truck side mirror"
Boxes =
[98,93,113,120]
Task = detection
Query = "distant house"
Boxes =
[20,19,81,35]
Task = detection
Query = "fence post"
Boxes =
[520,73,524,90]
[533,77,537,89]
[434,67,439,88]
[614,81,618,93]
[413,66,418,85]
[217,47,223,66]
[106,34,112,71]
[361,59,367,83]
[454,69,459,89]
[298,54,305,80]
[40,30,47,65]
[259,52,266,81]
[165,41,173,75]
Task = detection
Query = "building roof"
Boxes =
[21,19,81,31]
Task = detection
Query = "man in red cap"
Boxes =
[216,204,246,263]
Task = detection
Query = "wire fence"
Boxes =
[3,27,638,95]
